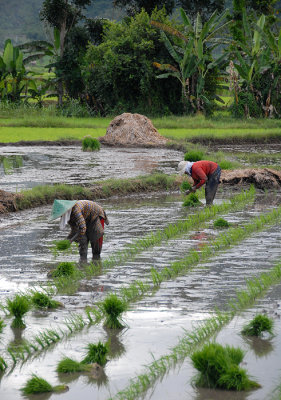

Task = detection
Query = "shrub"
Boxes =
[99,294,127,329]
[55,239,71,251]
[6,294,31,329]
[184,150,204,162]
[57,357,91,373]
[82,136,100,151]
[191,342,259,390]
[214,218,230,228]
[81,341,109,366]
[51,262,76,278]
[31,292,61,309]
[183,193,200,207]
[21,374,67,395]
[241,314,274,336]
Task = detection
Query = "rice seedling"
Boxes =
[31,291,62,309]
[50,262,77,278]
[81,341,109,366]
[6,294,31,329]
[213,217,230,228]
[241,314,274,337]
[180,180,192,193]
[0,318,5,333]
[21,374,68,395]
[184,150,204,161]
[183,193,200,207]
[57,357,92,373]
[99,294,128,329]
[82,135,101,151]
[54,239,72,251]
[191,342,259,390]
[0,356,7,372]
[219,160,235,170]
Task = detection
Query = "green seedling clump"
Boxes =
[31,292,61,309]
[6,294,31,329]
[0,356,7,372]
[183,193,200,207]
[0,318,5,333]
[191,342,260,390]
[180,180,192,193]
[51,262,76,278]
[81,341,109,366]
[82,135,100,151]
[21,374,68,395]
[219,160,234,170]
[241,314,274,336]
[184,150,204,162]
[214,218,230,228]
[55,239,71,251]
[57,357,91,373]
[100,294,127,329]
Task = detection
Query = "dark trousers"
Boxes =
[79,218,104,261]
[205,166,221,206]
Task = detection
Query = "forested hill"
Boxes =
[0,0,117,46]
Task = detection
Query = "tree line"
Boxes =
[0,0,281,118]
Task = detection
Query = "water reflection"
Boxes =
[0,155,23,175]
[243,336,274,358]
[195,386,249,400]
[104,327,126,360]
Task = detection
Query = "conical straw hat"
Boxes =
[49,199,77,221]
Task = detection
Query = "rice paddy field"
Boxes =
[1,111,281,400]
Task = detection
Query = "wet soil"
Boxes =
[0,190,281,399]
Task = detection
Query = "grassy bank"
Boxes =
[14,173,180,211]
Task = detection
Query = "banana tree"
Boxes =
[0,40,29,102]
[151,8,231,113]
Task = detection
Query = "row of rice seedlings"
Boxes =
[0,188,261,368]
[108,262,281,400]
[75,187,256,287]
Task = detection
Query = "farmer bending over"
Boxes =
[178,160,221,206]
[50,199,109,263]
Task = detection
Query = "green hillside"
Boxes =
[0,0,117,46]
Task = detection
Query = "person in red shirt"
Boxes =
[179,160,221,206]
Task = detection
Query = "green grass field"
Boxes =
[0,106,281,143]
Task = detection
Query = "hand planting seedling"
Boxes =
[57,357,92,373]
[214,217,230,228]
[81,341,109,366]
[21,374,68,395]
[180,180,192,193]
[191,342,260,391]
[31,292,62,309]
[183,193,200,207]
[99,294,128,329]
[241,314,274,337]
[6,294,31,329]
[55,239,72,251]
[82,136,101,151]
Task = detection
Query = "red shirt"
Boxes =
[191,161,218,189]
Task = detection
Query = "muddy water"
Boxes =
[0,146,183,192]
[0,191,281,399]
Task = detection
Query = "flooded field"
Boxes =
[1,144,281,400]
[0,146,182,192]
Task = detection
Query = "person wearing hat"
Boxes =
[49,199,109,263]
[178,160,221,206]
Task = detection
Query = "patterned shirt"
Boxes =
[69,200,109,239]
